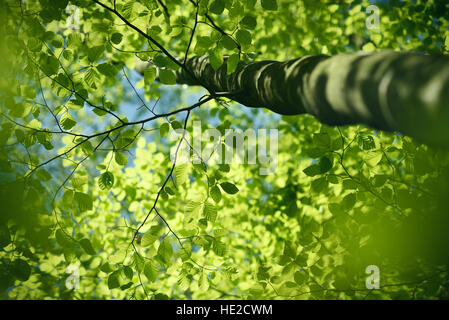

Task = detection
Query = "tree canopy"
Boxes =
[1,0,449,300]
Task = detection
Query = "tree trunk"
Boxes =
[141,51,449,147]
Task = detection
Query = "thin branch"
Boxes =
[183,5,199,65]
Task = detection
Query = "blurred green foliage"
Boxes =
[1,0,449,299]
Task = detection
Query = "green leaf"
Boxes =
[10,259,31,282]
[311,177,328,193]
[284,241,297,258]
[0,225,11,249]
[80,238,96,255]
[96,63,118,78]
[209,49,224,70]
[32,104,40,118]
[303,164,320,177]
[99,171,114,190]
[212,239,226,256]
[220,182,239,194]
[87,45,104,63]
[10,103,31,118]
[79,140,93,156]
[141,225,163,247]
[319,156,333,173]
[358,135,376,150]
[111,33,123,44]
[165,186,175,195]
[21,85,36,99]
[100,262,114,274]
[36,169,52,181]
[177,271,191,290]
[120,282,133,290]
[198,271,209,290]
[66,100,83,111]
[171,120,183,130]
[185,200,203,215]
[153,293,169,300]
[27,38,42,52]
[363,151,383,167]
[245,0,257,9]
[158,69,177,85]
[342,193,356,210]
[195,36,214,54]
[362,42,376,52]
[153,55,178,69]
[180,242,192,261]
[343,179,358,190]
[74,192,93,212]
[149,26,163,37]
[220,35,237,50]
[240,15,257,30]
[62,190,74,207]
[71,174,87,189]
[26,119,41,130]
[157,240,173,264]
[60,112,76,130]
[174,164,188,185]
[132,253,145,273]
[160,122,169,137]
[109,246,127,264]
[373,174,387,187]
[236,29,252,46]
[294,271,308,285]
[122,1,136,19]
[261,0,278,11]
[39,54,59,76]
[327,175,340,184]
[203,201,218,222]
[107,271,121,289]
[84,67,99,88]
[122,266,133,280]
[144,67,157,85]
[115,131,136,150]
[331,137,343,151]
[209,0,225,14]
[210,185,222,203]
[55,229,74,248]
[218,164,230,172]
[114,152,128,166]
[143,261,158,282]
[227,53,240,75]
[313,132,331,149]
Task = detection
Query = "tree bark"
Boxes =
[140,51,449,147]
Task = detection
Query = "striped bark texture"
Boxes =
[142,51,449,146]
